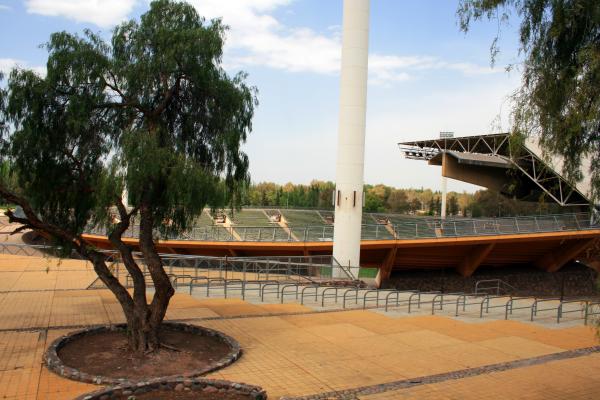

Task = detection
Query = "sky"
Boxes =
[0,0,524,193]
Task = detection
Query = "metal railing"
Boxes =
[474,279,518,295]
[0,242,355,285]
[584,301,600,325]
[82,212,598,242]
[115,254,353,288]
[0,241,596,325]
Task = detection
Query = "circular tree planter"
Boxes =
[45,322,242,386]
[74,378,267,400]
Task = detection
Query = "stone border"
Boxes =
[74,377,267,400]
[44,322,242,386]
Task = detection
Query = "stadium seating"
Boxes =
[227,209,272,226]
[87,208,597,243]
[281,210,325,226]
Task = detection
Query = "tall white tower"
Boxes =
[333,0,370,278]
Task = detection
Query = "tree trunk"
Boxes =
[0,185,172,354]
[106,201,156,353]
[137,204,175,351]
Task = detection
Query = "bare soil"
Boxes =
[57,327,232,380]
[127,390,252,399]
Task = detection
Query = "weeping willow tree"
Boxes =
[0,0,256,353]
[458,0,600,203]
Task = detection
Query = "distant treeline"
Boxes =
[242,180,563,217]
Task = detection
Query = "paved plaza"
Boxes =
[0,253,599,399]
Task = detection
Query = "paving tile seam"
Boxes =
[0,308,360,333]
[0,302,593,334]
[281,345,600,400]
[0,269,90,272]
[0,288,107,294]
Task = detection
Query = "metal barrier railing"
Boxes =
[557,299,588,324]
[384,290,418,312]
[119,269,600,325]
[343,287,359,309]
[475,279,518,295]
[81,212,598,242]
[478,295,510,318]
[530,298,561,321]
[300,285,321,305]
[584,301,600,325]
[361,289,400,310]
[408,291,441,313]
[454,293,487,316]
[0,242,355,284]
[280,284,300,303]
[505,297,535,320]
[321,287,339,307]
[0,239,596,325]
[431,292,464,315]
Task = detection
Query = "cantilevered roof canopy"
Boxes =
[399,133,593,207]
[428,151,511,169]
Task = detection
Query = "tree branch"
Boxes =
[109,197,148,325]
[0,184,136,317]
[138,202,173,333]
[8,224,31,236]
[151,76,182,118]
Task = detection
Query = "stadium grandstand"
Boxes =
[398,133,597,208]
[81,132,600,287]
[82,207,600,283]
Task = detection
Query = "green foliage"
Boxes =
[363,192,385,212]
[243,181,561,218]
[387,189,409,213]
[458,0,600,202]
[243,182,506,216]
[447,195,460,216]
[1,0,256,241]
[358,268,378,278]
[467,189,561,217]
[245,180,335,209]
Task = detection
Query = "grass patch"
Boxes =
[358,268,378,278]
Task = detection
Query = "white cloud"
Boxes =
[25,0,138,28]
[0,58,46,77]
[0,4,11,11]
[189,0,341,74]
[368,54,498,86]
[21,0,498,86]
[190,1,498,85]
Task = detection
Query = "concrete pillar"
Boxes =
[333,0,370,279]
[441,177,447,219]
[440,152,448,219]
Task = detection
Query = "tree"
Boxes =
[427,197,436,216]
[0,0,256,353]
[409,197,422,213]
[447,195,460,216]
[387,189,409,213]
[364,186,386,212]
[458,0,600,202]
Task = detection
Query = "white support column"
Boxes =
[441,176,447,219]
[333,0,370,279]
